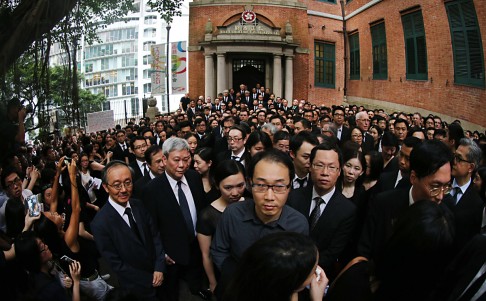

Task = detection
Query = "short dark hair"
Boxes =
[410,140,452,179]
[145,145,162,165]
[366,150,384,181]
[130,136,146,150]
[394,118,409,129]
[310,141,343,168]
[447,122,465,149]
[270,115,285,125]
[273,130,290,143]
[1,165,18,189]
[229,125,247,139]
[332,106,345,115]
[294,117,311,129]
[403,136,422,149]
[245,131,273,152]
[248,149,295,182]
[15,231,42,272]
[289,131,319,154]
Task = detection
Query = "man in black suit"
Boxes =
[289,132,319,189]
[332,106,351,145]
[358,140,454,263]
[373,137,421,196]
[288,142,357,280]
[128,136,149,183]
[133,145,165,199]
[91,161,165,300]
[355,111,374,154]
[211,116,236,155]
[112,129,132,163]
[143,137,208,301]
[186,99,198,123]
[216,125,251,168]
[445,138,484,250]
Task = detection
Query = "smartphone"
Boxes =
[26,194,42,217]
[64,157,72,165]
[60,255,75,265]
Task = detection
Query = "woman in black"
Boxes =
[196,160,247,293]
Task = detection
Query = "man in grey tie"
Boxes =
[288,142,357,281]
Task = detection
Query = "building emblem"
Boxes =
[241,7,256,24]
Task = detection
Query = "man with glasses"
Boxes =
[211,149,308,291]
[445,138,483,250]
[143,137,209,301]
[355,111,374,154]
[359,140,454,262]
[0,166,34,232]
[91,161,165,300]
[332,106,350,145]
[216,125,251,168]
[129,136,149,182]
[288,142,357,281]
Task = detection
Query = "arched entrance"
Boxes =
[232,59,265,92]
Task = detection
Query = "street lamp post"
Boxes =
[166,24,171,114]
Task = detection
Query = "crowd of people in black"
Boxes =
[1,85,486,301]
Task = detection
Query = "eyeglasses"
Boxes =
[133,144,148,150]
[227,137,243,142]
[6,177,22,190]
[251,183,290,194]
[107,180,133,191]
[429,184,452,197]
[312,163,340,173]
[453,153,472,164]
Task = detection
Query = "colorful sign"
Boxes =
[151,44,166,95]
[171,41,187,94]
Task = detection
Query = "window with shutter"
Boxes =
[349,33,360,80]
[402,10,428,80]
[446,0,485,87]
[315,42,336,88]
[371,22,388,80]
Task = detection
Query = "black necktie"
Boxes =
[177,181,195,238]
[142,163,149,176]
[231,156,239,161]
[125,207,142,242]
[295,178,306,188]
[453,187,462,204]
[309,197,324,230]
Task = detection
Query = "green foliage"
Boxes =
[147,0,184,23]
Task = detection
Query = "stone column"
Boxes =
[273,54,282,98]
[205,54,215,99]
[217,54,226,94]
[285,56,293,101]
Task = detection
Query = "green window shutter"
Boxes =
[371,22,388,80]
[315,42,335,88]
[446,0,485,87]
[402,10,428,80]
[349,33,360,80]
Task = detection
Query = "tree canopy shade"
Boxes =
[0,0,78,76]
[0,0,185,77]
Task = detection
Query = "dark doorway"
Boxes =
[233,59,265,92]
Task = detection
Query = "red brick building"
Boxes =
[188,0,485,129]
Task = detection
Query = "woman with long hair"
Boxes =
[193,147,219,203]
[197,160,247,293]
[245,130,273,157]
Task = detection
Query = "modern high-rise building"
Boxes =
[50,0,190,125]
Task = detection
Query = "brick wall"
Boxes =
[188,0,486,128]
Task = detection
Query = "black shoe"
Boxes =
[193,289,211,300]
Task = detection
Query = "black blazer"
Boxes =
[133,173,153,200]
[91,198,165,299]
[112,143,134,163]
[361,133,375,154]
[357,189,410,261]
[338,126,351,145]
[288,185,356,279]
[373,170,411,197]
[443,183,484,251]
[142,170,207,265]
[129,160,144,183]
[216,150,252,168]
